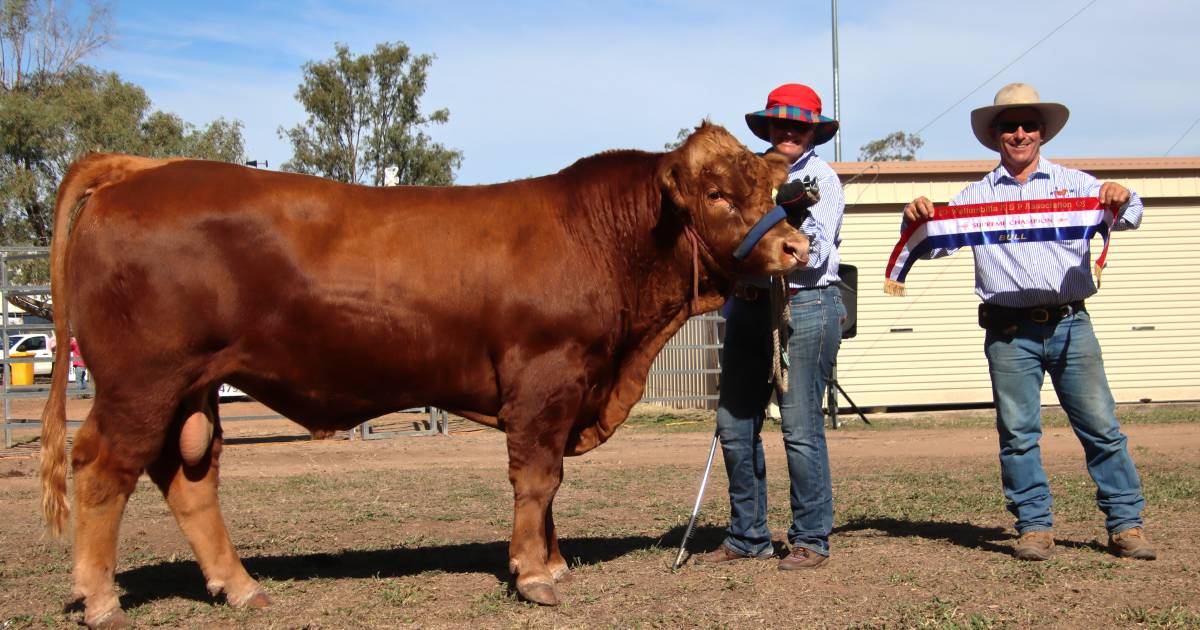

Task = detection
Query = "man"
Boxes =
[902,83,1155,561]
[696,83,845,570]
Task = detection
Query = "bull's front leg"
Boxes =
[545,498,572,583]
[505,424,570,605]
[498,349,585,605]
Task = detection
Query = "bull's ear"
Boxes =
[658,158,690,213]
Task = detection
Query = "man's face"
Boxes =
[992,107,1043,168]
[767,118,817,162]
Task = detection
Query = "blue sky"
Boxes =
[94,0,1199,185]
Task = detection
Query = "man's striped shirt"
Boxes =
[920,157,1142,308]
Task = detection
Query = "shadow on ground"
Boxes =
[114,524,717,609]
[112,519,1109,610]
[835,517,1107,555]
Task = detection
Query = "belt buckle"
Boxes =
[738,285,760,301]
[1030,308,1050,324]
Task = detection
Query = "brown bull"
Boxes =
[39,122,807,627]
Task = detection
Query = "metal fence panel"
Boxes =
[641,313,724,410]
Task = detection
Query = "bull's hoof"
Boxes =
[552,566,574,584]
[87,608,130,630]
[232,589,272,609]
[516,579,560,606]
[243,591,273,609]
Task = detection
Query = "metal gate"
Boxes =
[642,313,724,410]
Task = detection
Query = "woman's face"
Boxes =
[767,118,816,162]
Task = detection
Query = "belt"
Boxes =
[978,300,1086,332]
[1013,300,1086,323]
[732,284,823,301]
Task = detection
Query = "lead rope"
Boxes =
[686,224,788,391]
[768,276,790,396]
[683,226,703,315]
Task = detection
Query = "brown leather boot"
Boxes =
[1109,527,1157,560]
[778,546,828,570]
[692,544,770,565]
[1013,530,1055,561]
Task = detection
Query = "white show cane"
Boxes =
[672,431,720,570]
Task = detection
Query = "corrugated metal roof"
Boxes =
[832,156,1200,177]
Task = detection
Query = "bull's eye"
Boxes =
[707,190,737,214]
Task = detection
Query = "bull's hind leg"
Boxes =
[145,394,268,610]
[69,401,164,629]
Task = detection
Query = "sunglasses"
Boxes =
[994,119,1042,134]
[768,119,816,133]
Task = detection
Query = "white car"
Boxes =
[5,333,55,376]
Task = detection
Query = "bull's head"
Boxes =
[657,122,809,277]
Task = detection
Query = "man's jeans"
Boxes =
[984,310,1145,535]
[715,285,844,557]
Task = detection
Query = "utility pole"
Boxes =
[831,0,842,162]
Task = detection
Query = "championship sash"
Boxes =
[883,197,1113,296]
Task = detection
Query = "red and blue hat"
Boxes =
[745,83,839,146]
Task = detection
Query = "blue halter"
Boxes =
[732,205,787,261]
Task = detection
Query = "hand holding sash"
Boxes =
[1098,182,1130,211]
[903,196,936,223]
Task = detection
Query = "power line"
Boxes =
[1164,115,1200,156]
[914,0,1097,137]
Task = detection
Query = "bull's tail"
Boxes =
[39,153,179,538]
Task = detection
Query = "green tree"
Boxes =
[1,67,246,246]
[1,0,246,247]
[664,127,691,151]
[1,0,112,90]
[858,131,924,162]
[279,42,462,186]
[1,0,245,318]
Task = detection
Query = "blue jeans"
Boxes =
[984,309,1145,535]
[715,285,844,557]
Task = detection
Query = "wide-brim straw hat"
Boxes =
[970,83,1070,152]
[745,83,839,146]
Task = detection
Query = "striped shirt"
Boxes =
[787,148,844,289]
[920,157,1142,308]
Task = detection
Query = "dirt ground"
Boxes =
[1,400,1198,628]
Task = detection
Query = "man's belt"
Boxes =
[732,284,809,301]
[978,300,1086,333]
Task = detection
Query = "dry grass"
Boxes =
[1,405,1197,628]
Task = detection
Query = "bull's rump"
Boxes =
[70,160,616,427]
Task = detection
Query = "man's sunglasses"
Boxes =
[994,119,1042,134]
